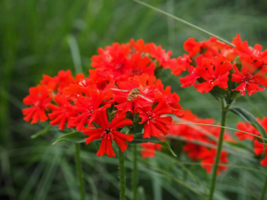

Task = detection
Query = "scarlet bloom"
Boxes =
[183,38,201,57]
[194,57,232,93]
[138,101,172,138]
[112,80,152,112]
[232,34,267,67]
[68,90,105,131]
[235,122,259,141]
[22,85,51,124]
[232,62,267,96]
[199,148,228,175]
[83,110,134,157]
[253,140,267,167]
[140,143,162,158]
[48,94,76,131]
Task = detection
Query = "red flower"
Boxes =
[183,38,201,57]
[199,148,228,175]
[48,94,76,131]
[22,85,51,124]
[112,80,153,112]
[170,54,191,76]
[194,57,232,93]
[232,62,267,96]
[145,43,173,69]
[140,143,162,158]
[232,34,267,67]
[253,140,267,167]
[83,110,134,157]
[235,122,259,141]
[138,101,172,138]
[68,90,106,131]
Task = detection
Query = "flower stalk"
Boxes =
[132,144,138,200]
[118,147,126,200]
[75,143,85,200]
[208,99,229,200]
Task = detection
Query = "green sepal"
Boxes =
[130,134,177,157]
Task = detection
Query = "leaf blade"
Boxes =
[52,131,87,145]
[229,107,267,144]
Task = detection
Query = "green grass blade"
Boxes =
[133,0,234,47]
[230,177,259,200]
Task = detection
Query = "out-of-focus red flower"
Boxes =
[254,140,267,167]
[140,143,162,158]
[169,109,233,175]
[83,110,134,157]
[22,85,51,124]
[235,122,259,140]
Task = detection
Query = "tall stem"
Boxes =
[260,176,267,200]
[208,101,228,200]
[132,144,138,200]
[118,148,126,200]
[75,143,85,200]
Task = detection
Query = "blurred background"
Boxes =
[1,0,267,199]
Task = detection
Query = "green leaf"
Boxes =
[52,131,87,145]
[31,126,50,139]
[130,134,177,157]
[230,107,267,150]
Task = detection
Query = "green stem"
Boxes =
[118,148,126,200]
[260,176,267,200]
[208,101,228,200]
[132,144,138,200]
[75,143,85,200]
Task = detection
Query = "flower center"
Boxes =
[105,128,111,134]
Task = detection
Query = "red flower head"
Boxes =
[48,94,77,131]
[235,122,259,141]
[183,38,201,57]
[68,90,107,131]
[140,142,162,158]
[253,140,267,167]
[22,85,51,124]
[199,148,228,175]
[137,100,172,138]
[112,80,153,112]
[232,34,267,68]
[170,54,192,76]
[83,110,134,157]
[232,62,267,96]
[194,57,232,93]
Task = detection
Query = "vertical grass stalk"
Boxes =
[260,176,267,200]
[75,143,85,200]
[132,144,138,200]
[118,148,126,200]
[208,101,228,200]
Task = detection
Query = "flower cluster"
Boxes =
[169,35,267,96]
[169,110,234,175]
[235,118,267,166]
[22,39,182,157]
